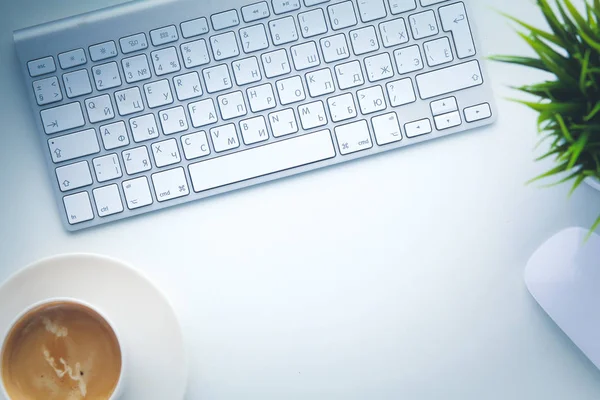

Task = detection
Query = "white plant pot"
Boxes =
[585,177,600,192]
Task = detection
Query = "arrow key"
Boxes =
[434,111,462,131]
[430,96,458,116]
[405,118,432,138]
[464,103,492,123]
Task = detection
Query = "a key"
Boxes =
[174,72,203,101]
[63,70,92,98]
[372,112,402,145]
[217,91,248,120]
[56,161,93,192]
[210,32,240,61]
[299,9,328,38]
[89,41,118,62]
[349,26,380,55]
[291,42,321,70]
[335,120,373,155]
[380,18,409,48]
[327,93,357,122]
[464,103,492,123]
[28,56,56,77]
[233,57,262,85]
[48,129,100,163]
[159,106,189,134]
[33,76,62,105]
[85,94,115,123]
[120,33,148,54]
[181,17,209,38]
[430,97,458,116]
[247,83,277,112]
[93,184,124,217]
[123,146,152,175]
[93,153,122,183]
[92,62,122,91]
[306,68,335,97]
[189,99,219,127]
[386,78,416,107]
[240,25,269,53]
[394,45,423,74]
[240,116,269,144]
[328,1,358,30]
[115,87,144,116]
[269,17,299,45]
[181,131,211,160]
[439,2,475,59]
[404,118,432,137]
[277,76,306,105]
[273,0,301,15]
[424,37,453,67]
[434,111,461,130]
[121,55,152,84]
[152,167,190,202]
[122,177,153,209]
[364,53,394,82]
[298,101,328,130]
[130,113,159,142]
[144,79,174,109]
[211,10,240,31]
[210,124,240,152]
[320,34,350,63]
[357,86,387,114]
[100,121,130,150]
[203,64,232,93]
[41,102,85,134]
[388,0,416,14]
[334,60,365,90]
[269,108,298,137]
[357,0,387,22]
[416,60,482,99]
[262,49,291,78]
[152,47,181,76]
[242,2,271,23]
[181,40,211,68]
[63,192,94,224]
[151,138,181,167]
[409,10,439,39]
[150,25,179,46]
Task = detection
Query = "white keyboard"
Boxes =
[14,0,495,231]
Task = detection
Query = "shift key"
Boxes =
[48,129,100,163]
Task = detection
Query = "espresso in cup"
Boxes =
[1,300,122,400]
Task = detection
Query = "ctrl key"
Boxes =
[93,184,124,217]
[63,192,94,225]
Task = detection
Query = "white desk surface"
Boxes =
[1,0,600,399]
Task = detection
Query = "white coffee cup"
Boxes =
[0,297,126,400]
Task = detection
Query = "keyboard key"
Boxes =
[394,45,423,74]
[144,79,174,108]
[364,53,394,82]
[28,56,56,77]
[92,62,122,90]
[277,76,306,105]
[85,94,115,123]
[100,121,130,150]
[464,103,492,122]
[151,47,181,75]
[306,68,335,97]
[380,18,409,48]
[122,54,152,83]
[388,0,416,14]
[130,114,159,142]
[262,49,291,78]
[151,138,181,167]
[299,9,328,38]
[58,49,87,69]
[434,111,461,130]
[152,167,189,202]
[372,112,402,145]
[115,87,144,116]
[240,116,269,144]
[181,39,210,68]
[63,192,94,225]
[203,64,232,93]
[189,99,218,127]
[357,85,387,114]
[272,0,301,14]
[335,120,373,155]
[269,108,298,137]
[404,118,432,137]
[122,177,153,209]
[334,60,365,90]
[89,41,118,62]
[48,129,100,163]
[211,10,240,31]
[181,131,211,160]
[409,10,438,39]
[120,33,149,54]
[305,0,329,4]
[424,37,453,67]
[439,2,476,59]
[63,70,92,98]
[150,25,179,46]
[327,93,357,122]
[357,0,387,22]
[242,2,270,22]
[269,17,299,45]
[93,153,122,183]
[421,0,448,5]
[181,17,209,38]
[328,1,358,30]
[298,101,328,130]
[41,102,85,134]
[159,106,188,134]
[174,72,203,101]
[349,26,379,55]
[247,83,277,112]
[123,146,152,174]
[416,60,482,99]
[386,78,416,106]
[291,42,320,70]
[189,129,335,192]
[56,161,93,192]
[210,32,240,61]
[430,96,457,116]
[210,124,240,152]
[93,184,124,217]
[33,76,62,106]
[320,34,350,63]
[217,91,247,120]
[239,25,269,53]
[233,57,262,85]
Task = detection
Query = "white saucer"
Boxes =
[0,254,187,400]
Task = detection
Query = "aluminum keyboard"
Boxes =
[14,0,496,231]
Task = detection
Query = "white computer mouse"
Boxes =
[525,227,600,369]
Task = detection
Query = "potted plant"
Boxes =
[491,0,600,232]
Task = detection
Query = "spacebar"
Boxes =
[188,130,336,192]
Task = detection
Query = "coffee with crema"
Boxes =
[1,301,122,400]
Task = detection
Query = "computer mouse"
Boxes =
[524,227,600,369]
